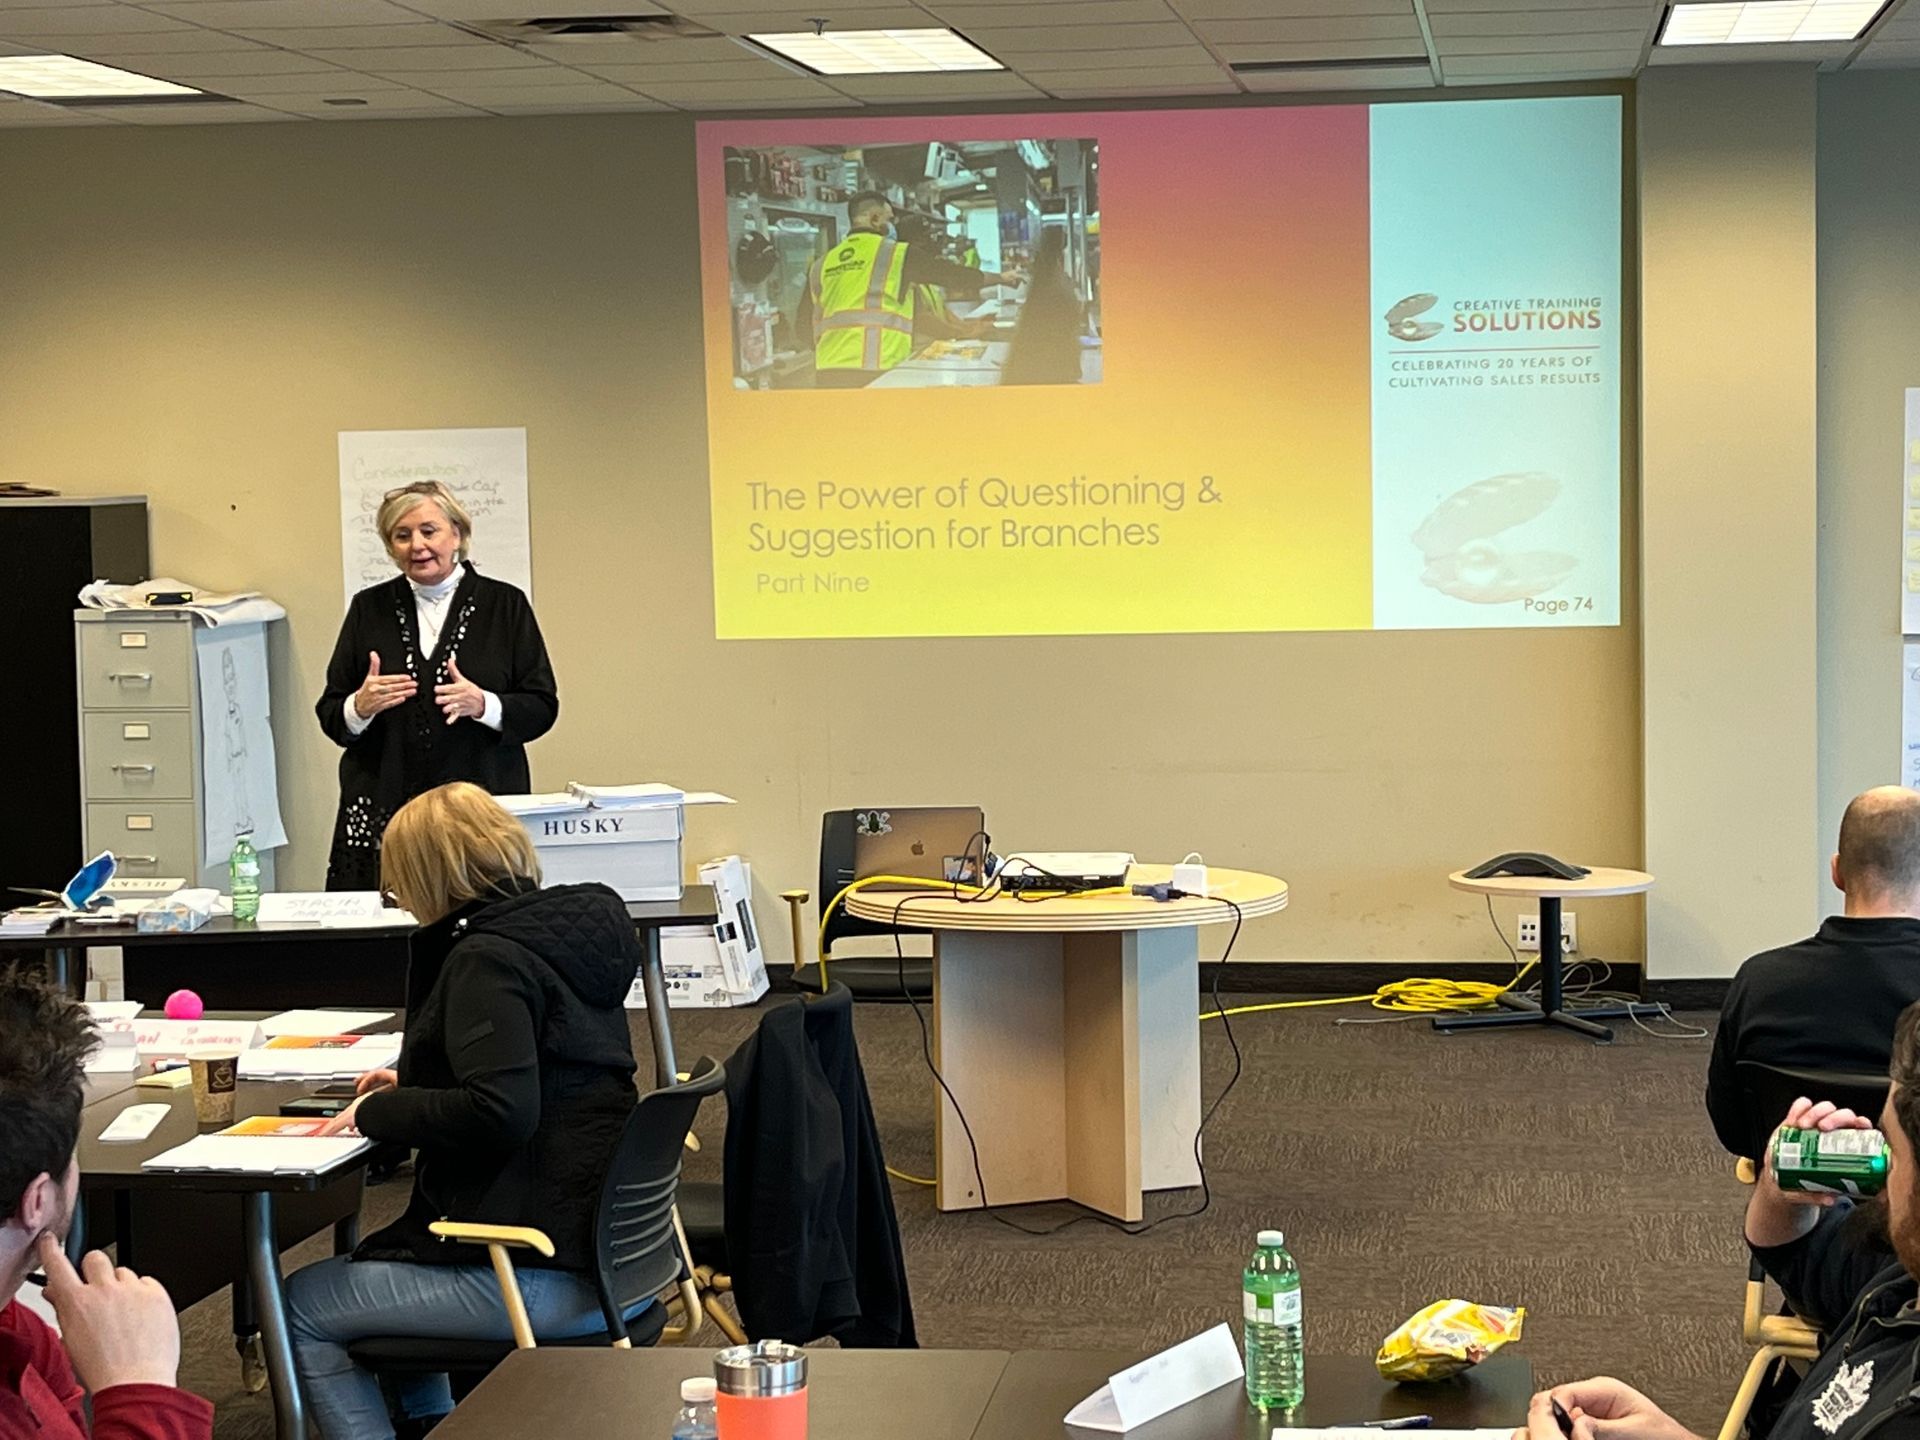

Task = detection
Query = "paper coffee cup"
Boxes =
[188,1050,239,1125]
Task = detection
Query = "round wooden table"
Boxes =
[1440,865,1658,1042]
[846,864,1288,1221]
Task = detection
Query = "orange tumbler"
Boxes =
[714,1341,807,1440]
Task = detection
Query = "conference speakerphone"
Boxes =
[995,853,1134,894]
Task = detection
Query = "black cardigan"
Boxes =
[354,881,641,1271]
[316,566,557,891]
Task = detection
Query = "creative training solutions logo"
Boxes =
[1384,293,1442,342]
[1385,290,1607,343]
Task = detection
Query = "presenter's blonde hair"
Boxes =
[377,480,473,562]
[381,782,540,925]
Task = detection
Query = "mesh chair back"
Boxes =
[589,1055,725,1339]
[1734,1060,1890,1163]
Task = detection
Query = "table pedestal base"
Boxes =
[930,926,1202,1222]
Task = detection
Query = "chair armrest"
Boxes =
[1736,1157,1758,1185]
[430,1221,556,1258]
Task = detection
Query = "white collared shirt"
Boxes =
[343,562,502,734]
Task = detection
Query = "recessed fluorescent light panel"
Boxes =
[747,28,1002,75]
[0,54,202,98]
[1659,0,1891,44]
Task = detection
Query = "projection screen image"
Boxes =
[695,95,1623,640]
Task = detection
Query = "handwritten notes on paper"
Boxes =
[338,428,532,604]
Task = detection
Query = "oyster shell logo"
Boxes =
[1385,292,1442,343]
[1412,472,1576,604]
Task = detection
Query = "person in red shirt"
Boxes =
[0,968,212,1440]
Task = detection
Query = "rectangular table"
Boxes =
[0,888,716,1025]
[427,1348,1531,1439]
[432,1347,1014,1439]
[78,1071,377,1440]
[975,1351,1533,1440]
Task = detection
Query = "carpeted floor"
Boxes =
[174,998,1748,1438]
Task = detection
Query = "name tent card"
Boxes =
[1064,1324,1244,1432]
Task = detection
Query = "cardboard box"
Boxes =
[501,786,734,903]
[626,855,769,1010]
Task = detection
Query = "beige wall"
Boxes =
[0,109,1644,966]
[1640,66,1820,978]
[1816,71,1920,910]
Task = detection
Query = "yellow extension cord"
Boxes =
[812,876,1539,1187]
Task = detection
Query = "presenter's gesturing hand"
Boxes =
[434,657,486,726]
[353,652,416,721]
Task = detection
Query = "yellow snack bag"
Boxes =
[1376,1299,1525,1381]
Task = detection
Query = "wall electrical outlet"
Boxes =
[1516,911,1577,953]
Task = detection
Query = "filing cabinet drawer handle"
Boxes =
[110,763,156,774]
[119,855,159,866]
[106,671,153,683]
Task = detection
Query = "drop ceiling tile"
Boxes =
[139,48,348,73]
[1443,49,1638,73]
[479,97,672,110]
[1438,29,1645,53]
[580,57,788,79]
[520,37,722,62]
[1177,0,1407,15]
[823,70,1043,98]
[0,94,119,119]
[1043,79,1236,95]
[964,21,1196,51]
[397,0,674,17]
[68,98,295,120]
[1854,39,1920,63]
[636,74,840,98]
[303,42,551,66]
[528,34,750,61]
[1238,63,1431,90]
[1002,42,1214,67]
[667,93,851,107]
[928,0,1176,26]
[1431,8,1650,37]
[1021,60,1226,85]
[420,76,639,100]
[371,61,600,84]
[256,87,483,111]
[1214,37,1430,61]
[62,31,271,53]
[692,7,940,26]
[0,6,196,36]
[1190,14,1423,44]
[217,69,407,91]
[225,22,484,46]
[1424,0,1648,8]
[145,0,423,24]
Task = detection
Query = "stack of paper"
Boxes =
[1,909,60,937]
[142,1130,370,1175]
[237,1033,401,1080]
[496,792,585,817]
[566,782,685,808]
[85,1000,145,1023]
[258,1009,395,1038]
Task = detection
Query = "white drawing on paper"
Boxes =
[221,648,254,837]
[195,623,286,867]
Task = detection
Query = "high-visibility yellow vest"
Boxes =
[914,283,946,331]
[810,232,914,373]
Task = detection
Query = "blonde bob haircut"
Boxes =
[377,480,473,563]
[381,782,541,925]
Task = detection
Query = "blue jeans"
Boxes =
[285,1255,612,1440]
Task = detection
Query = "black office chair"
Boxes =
[1717,1061,1891,1440]
[347,1057,725,1386]
[789,809,937,1000]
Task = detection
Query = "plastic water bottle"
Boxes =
[229,834,261,922]
[672,1377,718,1440]
[1243,1228,1304,1411]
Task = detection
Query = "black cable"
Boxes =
[893,888,1244,1237]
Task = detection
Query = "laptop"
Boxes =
[850,806,988,889]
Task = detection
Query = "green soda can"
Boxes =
[1770,1126,1890,1196]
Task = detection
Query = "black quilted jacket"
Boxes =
[354,879,641,1270]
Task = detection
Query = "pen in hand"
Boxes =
[1344,1417,1432,1430]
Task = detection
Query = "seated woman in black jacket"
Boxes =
[285,780,642,1440]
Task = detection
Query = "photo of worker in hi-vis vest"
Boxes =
[716,138,1103,391]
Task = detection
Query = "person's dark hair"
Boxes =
[848,190,891,225]
[1892,1002,1920,1159]
[1837,789,1920,896]
[0,966,96,1218]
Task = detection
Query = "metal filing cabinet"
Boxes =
[73,610,276,892]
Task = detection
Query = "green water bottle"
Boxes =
[229,834,260,922]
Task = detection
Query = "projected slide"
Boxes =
[695,96,1622,639]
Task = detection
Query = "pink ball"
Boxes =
[163,990,203,1020]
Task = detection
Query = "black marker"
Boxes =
[1552,1399,1577,1437]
